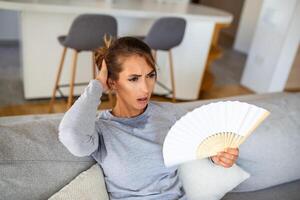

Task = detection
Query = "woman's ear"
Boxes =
[107,78,116,91]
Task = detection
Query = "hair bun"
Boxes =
[103,33,113,49]
[94,34,114,71]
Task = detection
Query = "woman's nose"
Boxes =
[141,79,149,94]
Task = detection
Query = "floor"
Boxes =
[0,41,253,116]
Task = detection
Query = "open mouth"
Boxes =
[137,97,147,101]
[137,97,148,103]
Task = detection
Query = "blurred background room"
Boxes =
[0,0,299,116]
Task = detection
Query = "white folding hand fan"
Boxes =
[162,101,270,167]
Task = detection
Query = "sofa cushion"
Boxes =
[178,158,250,200]
[177,92,300,192]
[49,164,109,200]
[0,113,64,126]
[1,92,300,199]
[222,179,300,200]
[232,92,300,192]
[0,118,95,200]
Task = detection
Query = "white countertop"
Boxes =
[0,0,232,22]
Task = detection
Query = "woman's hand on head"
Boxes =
[96,60,109,92]
[210,148,239,168]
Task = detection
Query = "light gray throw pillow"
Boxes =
[178,159,250,200]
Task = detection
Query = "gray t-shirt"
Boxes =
[58,80,189,200]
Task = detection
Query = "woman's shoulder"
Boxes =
[149,101,175,111]
[95,110,112,125]
[149,100,170,107]
[149,101,188,120]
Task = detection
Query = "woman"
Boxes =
[58,37,239,200]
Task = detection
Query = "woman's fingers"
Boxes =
[218,154,236,164]
[211,155,233,168]
[219,160,232,168]
[225,148,239,156]
[218,152,238,161]
[211,155,219,164]
[210,148,239,168]
[99,60,108,77]
[96,60,109,92]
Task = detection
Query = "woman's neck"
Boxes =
[111,100,146,118]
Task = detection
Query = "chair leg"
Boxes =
[92,51,96,79]
[49,47,67,113]
[168,50,176,102]
[67,50,78,109]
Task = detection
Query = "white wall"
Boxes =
[233,0,263,54]
[0,9,20,41]
[241,0,300,93]
[200,0,244,38]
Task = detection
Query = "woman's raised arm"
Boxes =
[58,79,104,157]
[59,59,109,157]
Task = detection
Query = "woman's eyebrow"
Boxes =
[147,70,156,75]
[128,74,142,77]
[128,70,155,77]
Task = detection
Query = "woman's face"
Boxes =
[111,55,156,112]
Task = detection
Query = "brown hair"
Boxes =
[94,35,157,83]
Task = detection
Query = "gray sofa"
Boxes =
[1,92,300,200]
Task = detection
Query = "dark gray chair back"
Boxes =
[144,17,186,51]
[60,14,117,51]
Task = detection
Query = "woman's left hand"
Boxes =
[210,148,239,168]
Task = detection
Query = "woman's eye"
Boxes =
[129,77,138,82]
[148,73,156,78]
